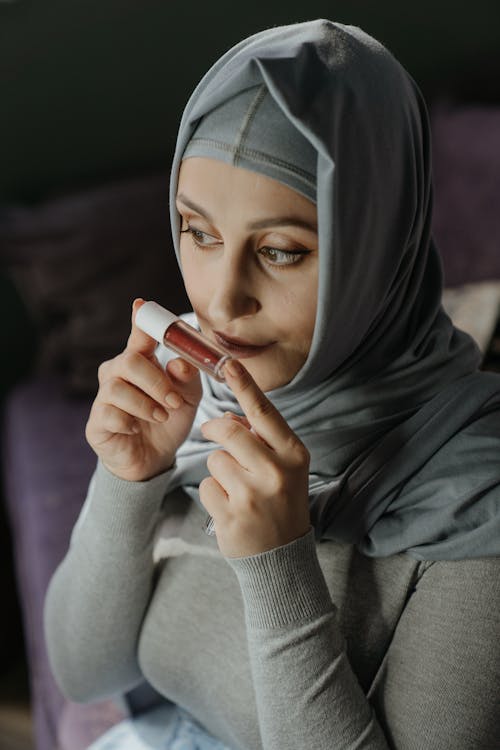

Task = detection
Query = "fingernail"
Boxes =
[165,392,183,409]
[226,359,244,378]
[172,358,190,376]
[153,407,168,422]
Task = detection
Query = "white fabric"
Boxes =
[86,703,234,750]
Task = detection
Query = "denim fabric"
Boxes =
[86,703,234,750]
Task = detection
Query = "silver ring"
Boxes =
[203,515,216,536]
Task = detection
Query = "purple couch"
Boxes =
[1,173,189,749]
[2,104,500,750]
[3,378,123,749]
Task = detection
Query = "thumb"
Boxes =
[126,298,159,357]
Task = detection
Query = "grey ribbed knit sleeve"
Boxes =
[228,533,500,750]
[44,463,500,748]
[44,461,170,702]
[228,530,390,750]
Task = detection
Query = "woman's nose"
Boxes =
[207,257,260,324]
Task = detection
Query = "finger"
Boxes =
[201,416,270,471]
[166,357,200,386]
[114,350,181,411]
[206,449,247,495]
[224,359,299,453]
[199,476,228,518]
[86,402,140,445]
[126,298,160,357]
[223,411,267,446]
[99,377,170,424]
[164,357,202,407]
[223,411,252,431]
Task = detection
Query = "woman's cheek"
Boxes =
[179,246,207,309]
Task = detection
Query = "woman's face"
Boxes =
[176,157,318,392]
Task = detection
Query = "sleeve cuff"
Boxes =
[73,460,176,550]
[227,528,334,629]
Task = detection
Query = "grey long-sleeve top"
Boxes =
[44,461,500,750]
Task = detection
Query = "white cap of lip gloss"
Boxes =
[135,301,179,343]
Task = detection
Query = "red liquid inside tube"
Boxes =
[164,320,232,382]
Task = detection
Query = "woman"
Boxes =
[44,19,500,749]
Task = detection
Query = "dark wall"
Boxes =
[1,0,499,203]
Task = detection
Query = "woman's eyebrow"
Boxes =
[176,193,317,233]
[248,216,317,232]
[176,194,214,223]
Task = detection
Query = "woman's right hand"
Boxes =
[85,299,202,482]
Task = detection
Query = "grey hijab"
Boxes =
[162,19,500,560]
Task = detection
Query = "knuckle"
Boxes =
[222,421,241,441]
[97,359,112,383]
[100,402,116,423]
[265,463,286,493]
[206,450,217,471]
[248,396,274,420]
[106,377,123,400]
[84,417,93,443]
[206,452,217,473]
[138,393,152,416]
[199,476,217,498]
[288,437,310,467]
[122,350,140,371]
[199,476,211,492]
[150,371,168,400]
[239,489,258,513]
[207,449,228,473]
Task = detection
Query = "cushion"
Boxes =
[2,377,96,750]
[0,174,190,395]
[431,103,500,287]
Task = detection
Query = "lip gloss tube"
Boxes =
[136,301,232,382]
[136,301,224,537]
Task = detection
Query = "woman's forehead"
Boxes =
[177,157,317,227]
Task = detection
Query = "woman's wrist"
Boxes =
[73,460,175,551]
[101,456,176,483]
[226,528,334,629]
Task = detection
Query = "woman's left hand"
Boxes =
[199,359,311,558]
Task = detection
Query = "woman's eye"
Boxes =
[180,223,310,267]
[180,224,220,247]
[259,246,309,266]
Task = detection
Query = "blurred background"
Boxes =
[1,2,499,749]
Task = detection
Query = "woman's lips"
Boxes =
[213,331,275,359]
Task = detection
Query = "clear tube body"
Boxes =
[166,321,229,536]
[164,320,232,382]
